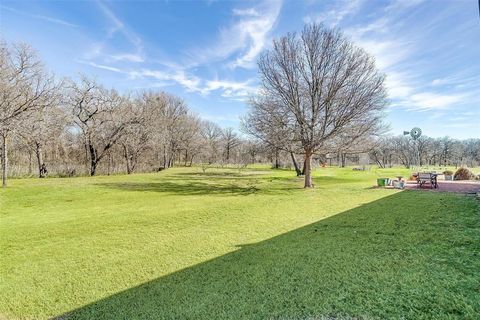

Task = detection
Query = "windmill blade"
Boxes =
[410,127,422,139]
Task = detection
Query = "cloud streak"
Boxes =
[1,5,77,27]
[303,0,363,26]
[188,0,282,69]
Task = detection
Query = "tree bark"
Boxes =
[1,133,8,188]
[162,144,167,169]
[189,154,195,167]
[304,151,313,188]
[35,143,46,178]
[290,152,302,176]
[340,153,346,168]
[107,152,112,176]
[274,148,280,169]
[89,144,98,176]
[122,144,132,174]
[226,145,230,162]
[28,149,33,176]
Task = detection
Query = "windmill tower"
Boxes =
[403,127,422,168]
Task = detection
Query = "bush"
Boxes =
[453,167,475,180]
[443,170,453,175]
[58,168,76,178]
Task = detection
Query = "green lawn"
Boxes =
[0,166,479,319]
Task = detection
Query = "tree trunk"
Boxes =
[35,143,46,178]
[290,152,302,176]
[130,156,137,173]
[1,133,7,188]
[226,145,230,162]
[189,154,195,167]
[184,149,188,167]
[89,144,98,176]
[340,153,346,168]
[304,151,313,188]
[274,148,280,169]
[28,149,33,176]
[84,140,89,174]
[122,144,132,174]
[163,145,167,169]
[107,152,112,176]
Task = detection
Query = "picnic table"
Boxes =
[415,172,438,189]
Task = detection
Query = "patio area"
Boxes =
[405,180,480,193]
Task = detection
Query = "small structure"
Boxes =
[417,172,438,189]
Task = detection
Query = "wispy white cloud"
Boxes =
[338,1,479,114]
[232,8,260,17]
[127,68,204,93]
[79,60,123,73]
[84,1,144,63]
[1,5,77,27]
[442,122,475,128]
[108,53,144,63]
[384,0,426,13]
[303,0,363,26]
[407,92,465,111]
[89,62,258,99]
[188,0,282,69]
[431,73,480,88]
[80,1,271,101]
[96,1,141,48]
[204,78,258,100]
[355,39,412,70]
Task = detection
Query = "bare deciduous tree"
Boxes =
[119,96,152,174]
[221,127,240,164]
[200,120,223,164]
[0,42,57,186]
[16,103,65,177]
[245,23,387,187]
[66,76,135,176]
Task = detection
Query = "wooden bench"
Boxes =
[417,172,438,188]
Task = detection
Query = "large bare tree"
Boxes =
[16,102,65,177]
[66,76,135,176]
[244,23,387,187]
[0,42,57,187]
[119,95,153,174]
[200,120,223,164]
[221,127,240,164]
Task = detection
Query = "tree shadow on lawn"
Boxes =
[56,191,479,319]
[96,181,263,196]
[96,176,303,196]
[96,171,366,196]
[171,170,270,178]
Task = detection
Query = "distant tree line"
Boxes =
[1,42,275,187]
[369,135,480,169]
[2,24,478,188]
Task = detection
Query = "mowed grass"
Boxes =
[0,166,479,319]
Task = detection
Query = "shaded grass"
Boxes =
[0,166,479,319]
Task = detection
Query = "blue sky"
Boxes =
[1,0,479,139]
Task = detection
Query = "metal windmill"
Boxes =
[403,127,422,167]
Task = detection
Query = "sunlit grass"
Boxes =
[0,166,478,319]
